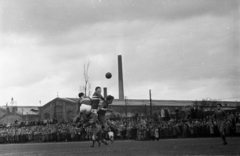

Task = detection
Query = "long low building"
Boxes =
[1,98,238,124]
[38,97,240,122]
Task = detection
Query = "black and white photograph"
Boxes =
[0,0,239,155]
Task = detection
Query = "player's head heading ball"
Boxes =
[106,95,114,104]
[78,92,84,98]
[106,95,114,101]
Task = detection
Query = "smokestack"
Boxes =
[104,87,107,98]
[118,55,124,100]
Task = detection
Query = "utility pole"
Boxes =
[22,108,23,121]
[125,96,127,118]
[54,100,57,119]
[149,89,152,118]
[145,103,147,117]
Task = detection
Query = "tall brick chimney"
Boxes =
[118,55,124,100]
[103,87,107,98]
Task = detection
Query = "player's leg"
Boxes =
[91,128,96,147]
[98,115,109,145]
[95,129,101,147]
[73,112,81,123]
[101,130,108,145]
[218,121,227,145]
[84,112,98,128]
[221,123,227,145]
[90,126,96,147]
[97,130,102,142]
[92,123,101,147]
[95,136,101,147]
[74,104,86,124]
[81,105,92,124]
[101,124,109,145]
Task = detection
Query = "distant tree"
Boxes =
[80,60,91,96]
[197,99,218,111]
[208,100,218,110]
[200,99,209,109]
[193,100,198,107]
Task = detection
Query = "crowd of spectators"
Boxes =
[0,119,94,144]
[110,110,240,141]
[0,110,240,144]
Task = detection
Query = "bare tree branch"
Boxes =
[81,60,91,97]
[88,82,91,97]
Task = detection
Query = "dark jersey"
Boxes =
[214,109,227,122]
[91,91,105,109]
[98,101,108,116]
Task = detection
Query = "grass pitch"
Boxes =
[0,137,239,156]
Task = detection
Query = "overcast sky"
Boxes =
[0,0,239,106]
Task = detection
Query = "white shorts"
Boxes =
[80,104,91,114]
